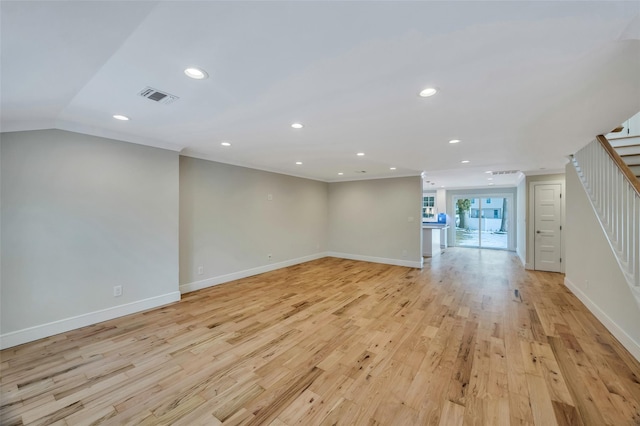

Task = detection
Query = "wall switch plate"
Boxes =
[267,194,273,201]
[113,285,123,297]
[268,254,272,261]
[197,266,203,275]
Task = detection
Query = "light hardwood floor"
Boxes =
[2,249,640,425]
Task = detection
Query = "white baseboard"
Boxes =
[327,252,423,269]
[0,291,181,350]
[564,277,640,362]
[180,252,329,294]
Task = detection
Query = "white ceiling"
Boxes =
[2,1,639,188]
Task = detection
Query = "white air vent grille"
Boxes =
[492,170,519,175]
[138,87,179,105]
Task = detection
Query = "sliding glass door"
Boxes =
[454,196,510,250]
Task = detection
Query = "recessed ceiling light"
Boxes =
[461,160,470,164]
[357,152,365,156]
[113,114,129,121]
[449,139,460,144]
[485,171,492,174]
[221,142,231,147]
[419,87,438,97]
[487,177,493,180]
[441,185,445,188]
[295,161,303,165]
[291,123,303,129]
[390,167,396,170]
[184,67,208,80]
[338,172,344,175]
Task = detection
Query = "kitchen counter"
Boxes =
[422,224,449,257]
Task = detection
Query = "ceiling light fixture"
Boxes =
[485,171,492,174]
[113,114,129,121]
[390,167,396,170]
[291,123,303,129]
[449,139,460,144]
[461,160,470,164]
[338,172,344,175]
[221,142,231,147]
[184,67,208,80]
[419,87,438,97]
[487,177,493,181]
[357,152,365,156]
[295,161,302,165]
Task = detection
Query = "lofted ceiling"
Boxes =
[1,1,639,188]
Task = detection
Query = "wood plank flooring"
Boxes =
[2,248,640,425]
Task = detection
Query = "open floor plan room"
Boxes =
[2,249,639,425]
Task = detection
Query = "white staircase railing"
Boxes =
[571,136,640,305]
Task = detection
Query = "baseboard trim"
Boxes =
[327,252,423,269]
[564,277,640,362]
[0,291,181,350]
[180,252,329,294]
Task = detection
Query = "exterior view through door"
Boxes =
[454,196,510,250]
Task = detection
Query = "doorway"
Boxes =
[532,183,562,272]
[454,196,512,250]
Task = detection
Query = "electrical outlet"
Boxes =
[402,249,407,258]
[113,285,123,297]
[268,254,272,261]
[197,266,203,275]
[267,194,273,201]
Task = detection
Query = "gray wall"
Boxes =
[328,176,422,265]
[179,156,328,288]
[1,130,179,335]
[564,163,640,352]
[516,177,527,264]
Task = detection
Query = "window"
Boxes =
[486,198,491,204]
[422,195,436,219]
[494,209,499,218]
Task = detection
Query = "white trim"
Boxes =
[516,248,526,267]
[528,180,565,273]
[181,150,421,184]
[327,252,423,269]
[180,253,329,294]
[564,277,640,362]
[0,292,181,350]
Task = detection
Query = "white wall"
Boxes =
[516,176,527,265]
[1,130,180,348]
[179,156,329,292]
[564,163,640,359]
[328,176,422,268]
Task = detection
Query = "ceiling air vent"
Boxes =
[354,170,367,174]
[492,170,519,175]
[138,87,179,105]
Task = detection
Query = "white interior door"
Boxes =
[534,184,562,272]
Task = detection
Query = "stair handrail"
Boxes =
[571,135,640,297]
[596,135,640,196]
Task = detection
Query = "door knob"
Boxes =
[536,230,541,234]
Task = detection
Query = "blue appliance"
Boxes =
[437,213,447,224]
